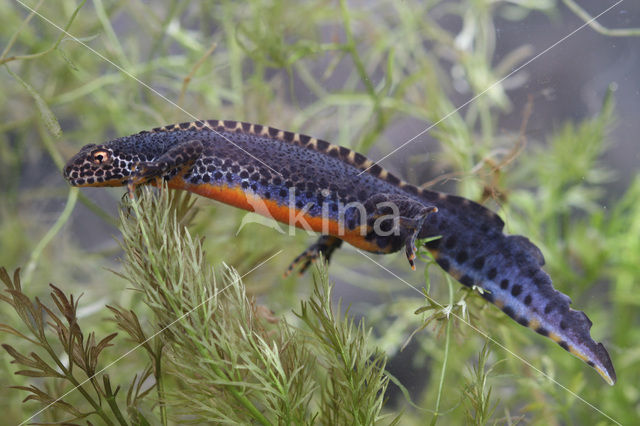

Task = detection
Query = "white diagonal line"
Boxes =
[20,250,283,425]
[14,0,283,178]
[356,250,621,425]
[358,0,625,176]
[12,0,623,422]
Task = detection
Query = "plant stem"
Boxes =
[155,351,168,426]
[431,276,454,426]
[105,392,129,426]
[339,0,385,152]
[0,0,45,62]
[562,0,640,37]
[32,330,115,425]
[2,0,87,65]
[23,187,78,286]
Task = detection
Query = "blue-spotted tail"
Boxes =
[421,194,615,385]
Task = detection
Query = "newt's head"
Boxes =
[63,142,136,187]
[63,133,168,187]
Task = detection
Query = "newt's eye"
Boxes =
[91,150,110,165]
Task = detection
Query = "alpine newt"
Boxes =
[63,119,616,385]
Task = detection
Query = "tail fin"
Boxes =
[422,194,615,385]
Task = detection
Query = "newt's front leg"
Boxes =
[127,139,205,197]
[362,193,437,270]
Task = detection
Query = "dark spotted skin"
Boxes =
[63,119,615,385]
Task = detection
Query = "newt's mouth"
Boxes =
[62,163,77,183]
[62,162,130,188]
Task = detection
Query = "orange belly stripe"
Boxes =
[168,178,390,253]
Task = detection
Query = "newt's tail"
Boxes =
[422,195,615,384]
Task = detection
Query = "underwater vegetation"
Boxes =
[1,0,639,424]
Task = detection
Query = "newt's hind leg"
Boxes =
[363,193,437,270]
[285,236,343,277]
[127,139,204,196]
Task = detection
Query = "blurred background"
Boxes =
[1,0,639,423]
